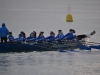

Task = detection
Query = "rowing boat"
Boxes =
[0,31,98,53]
[0,40,84,53]
[0,40,100,53]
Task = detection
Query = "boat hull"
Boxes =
[0,41,82,53]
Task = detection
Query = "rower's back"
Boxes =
[0,23,9,43]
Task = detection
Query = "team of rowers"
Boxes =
[8,29,77,43]
[1,23,96,43]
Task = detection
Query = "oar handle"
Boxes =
[88,42,100,45]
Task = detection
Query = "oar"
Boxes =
[79,46,91,50]
[24,39,93,51]
[31,43,53,50]
[69,50,80,52]
[88,42,100,45]
[89,45,100,49]
[59,50,67,52]
[23,41,54,50]
[59,50,80,52]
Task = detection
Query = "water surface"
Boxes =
[0,0,100,75]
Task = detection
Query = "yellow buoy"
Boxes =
[66,14,73,22]
[66,4,73,22]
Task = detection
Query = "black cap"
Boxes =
[50,31,54,34]
[72,29,76,33]
[58,30,62,32]
[69,29,73,31]
[40,31,44,34]
[32,31,36,34]
[2,23,5,26]
[19,34,22,37]
[9,32,12,34]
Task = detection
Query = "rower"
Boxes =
[20,31,26,38]
[26,32,36,42]
[35,31,45,43]
[45,31,55,42]
[64,29,73,39]
[14,34,24,42]
[64,29,77,41]
[72,29,77,40]
[0,23,9,43]
[76,31,91,41]
[77,31,96,41]
[55,30,64,41]
[32,31,36,38]
[7,32,14,42]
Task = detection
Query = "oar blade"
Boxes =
[70,50,80,52]
[89,45,100,49]
[59,50,67,52]
[90,30,96,36]
[79,46,91,50]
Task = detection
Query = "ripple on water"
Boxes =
[0,50,100,75]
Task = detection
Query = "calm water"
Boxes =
[0,51,100,75]
[0,0,100,75]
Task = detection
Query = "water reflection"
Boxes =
[0,50,100,75]
[0,54,10,75]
